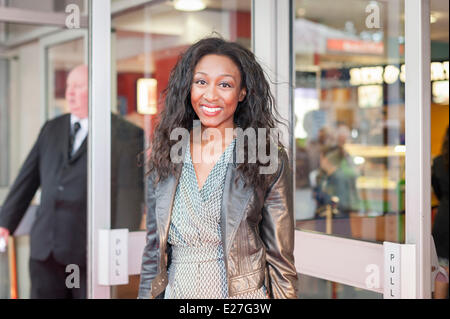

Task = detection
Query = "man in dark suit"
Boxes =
[0,65,144,298]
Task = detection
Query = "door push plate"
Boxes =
[98,229,129,286]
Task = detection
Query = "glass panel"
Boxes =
[109,0,252,298]
[293,0,406,244]
[296,273,382,299]
[0,14,89,299]
[0,22,63,44]
[46,38,86,119]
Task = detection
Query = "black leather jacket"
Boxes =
[138,146,298,299]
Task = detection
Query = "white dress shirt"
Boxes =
[70,114,88,155]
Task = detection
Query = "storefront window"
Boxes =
[294,0,406,244]
[109,0,251,298]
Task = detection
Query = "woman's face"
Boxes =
[191,54,246,131]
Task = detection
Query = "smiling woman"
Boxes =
[189,54,248,187]
[108,0,254,299]
[149,37,285,188]
[191,54,247,132]
[138,36,297,299]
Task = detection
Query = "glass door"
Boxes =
[88,0,442,299]
[251,0,441,299]
[89,0,253,299]
[292,0,405,299]
[284,0,440,298]
[0,0,89,299]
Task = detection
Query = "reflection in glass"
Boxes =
[110,113,145,231]
[296,273,382,299]
[0,15,90,298]
[294,0,406,244]
[4,0,85,13]
[47,38,85,119]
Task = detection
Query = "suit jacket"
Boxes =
[111,114,145,231]
[0,113,144,266]
[138,145,298,299]
[431,155,449,260]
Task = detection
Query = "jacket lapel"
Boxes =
[69,136,87,163]
[61,114,71,165]
[61,114,87,164]
[155,134,189,240]
[155,163,182,247]
[220,162,252,257]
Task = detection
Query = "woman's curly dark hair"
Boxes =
[147,36,286,188]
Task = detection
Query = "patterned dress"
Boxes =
[164,138,267,299]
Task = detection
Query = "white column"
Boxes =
[253,0,292,155]
[88,0,111,299]
[253,0,293,226]
[405,0,431,299]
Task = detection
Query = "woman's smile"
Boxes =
[200,104,223,116]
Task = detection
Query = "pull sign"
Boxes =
[383,241,416,299]
[98,229,129,286]
[383,242,401,298]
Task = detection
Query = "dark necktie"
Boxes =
[69,122,81,159]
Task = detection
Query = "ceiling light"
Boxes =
[174,0,206,12]
[137,79,158,115]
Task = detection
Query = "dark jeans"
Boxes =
[29,253,86,299]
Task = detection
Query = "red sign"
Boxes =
[327,39,384,55]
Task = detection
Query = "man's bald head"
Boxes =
[66,64,88,119]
